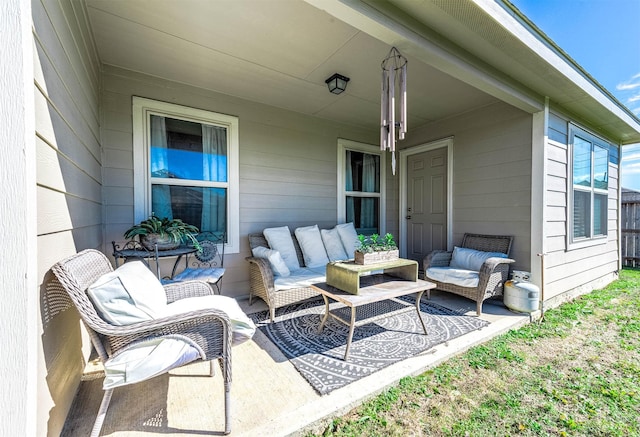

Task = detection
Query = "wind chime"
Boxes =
[380,46,408,175]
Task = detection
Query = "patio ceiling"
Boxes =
[84,0,640,143]
[84,0,499,132]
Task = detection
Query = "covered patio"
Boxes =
[61,291,532,436]
[6,0,639,435]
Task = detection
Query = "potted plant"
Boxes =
[124,214,201,251]
[354,233,399,265]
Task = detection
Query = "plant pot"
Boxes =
[354,249,399,265]
[140,234,180,251]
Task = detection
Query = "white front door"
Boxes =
[405,146,448,264]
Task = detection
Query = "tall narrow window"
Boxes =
[569,125,609,246]
[338,140,385,235]
[133,97,239,253]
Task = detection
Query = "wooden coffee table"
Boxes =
[311,274,436,360]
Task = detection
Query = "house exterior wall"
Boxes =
[101,71,536,295]
[33,0,101,435]
[1,0,37,435]
[101,65,377,297]
[541,111,620,305]
[398,102,533,272]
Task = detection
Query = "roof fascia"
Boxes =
[478,0,640,143]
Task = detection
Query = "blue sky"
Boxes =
[510,0,640,189]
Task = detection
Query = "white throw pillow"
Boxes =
[263,226,300,271]
[321,227,349,261]
[87,261,167,325]
[449,246,508,272]
[252,246,290,277]
[295,225,330,268]
[336,222,359,257]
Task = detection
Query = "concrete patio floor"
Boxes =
[61,290,535,436]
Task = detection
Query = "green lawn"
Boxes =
[311,269,640,437]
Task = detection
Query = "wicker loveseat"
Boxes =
[246,232,323,321]
[423,233,515,315]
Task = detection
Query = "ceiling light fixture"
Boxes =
[325,73,350,94]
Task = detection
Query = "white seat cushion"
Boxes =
[426,267,480,288]
[170,267,225,284]
[273,267,326,291]
[295,224,330,268]
[87,261,167,325]
[321,227,349,261]
[449,246,507,272]
[263,226,301,271]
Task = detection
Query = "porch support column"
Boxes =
[0,0,37,436]
[530,98,548,309]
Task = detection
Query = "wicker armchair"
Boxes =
[246,233,320,321]
[50,249,233,436]
[423,233,515,315]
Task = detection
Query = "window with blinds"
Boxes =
[569,125,609,246]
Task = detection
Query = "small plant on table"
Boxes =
[124,214,202,251]
[355,233,399,264]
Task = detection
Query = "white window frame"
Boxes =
[132,97,240,253]
[337,139,386,234]
[567,123,609,250]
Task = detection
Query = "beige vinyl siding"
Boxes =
[33,0,101,435]
[542,111,619,301]
[101,66,377,297]
[405,102,532,271]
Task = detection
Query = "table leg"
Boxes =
[170,255,185,278]
[344,306,356,361]
[415,290,428,335]
[318,295,330,333]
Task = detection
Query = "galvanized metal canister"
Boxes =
[504,280,540,313]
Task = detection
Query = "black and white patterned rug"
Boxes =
[250,296,489,395]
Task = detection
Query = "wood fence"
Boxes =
[621,189,640,267]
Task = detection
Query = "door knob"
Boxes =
[406,215,412,219]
